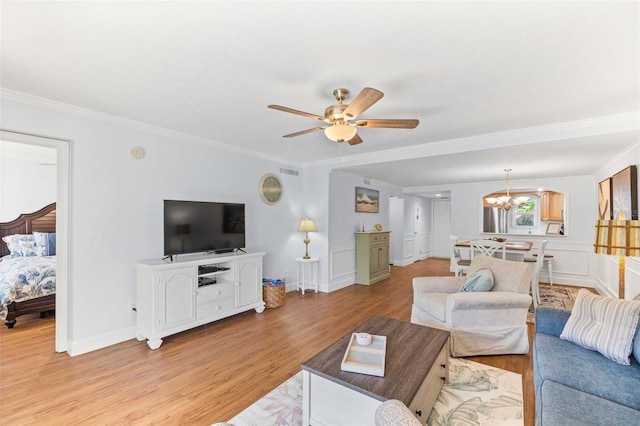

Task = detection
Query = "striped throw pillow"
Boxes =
[560,289,640,365]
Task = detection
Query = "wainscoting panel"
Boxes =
[626,258,640,299]
[536,241,594,287]
[594,255,621,298]
[419,232,430,260]
[401,235,415,267]
[328,241,356,292]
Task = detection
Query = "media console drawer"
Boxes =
[197,282,234,304]
[197,297,235,320]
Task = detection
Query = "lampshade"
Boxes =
[324,122,357,143]
[297,218,317,233]
[594,220,640,256]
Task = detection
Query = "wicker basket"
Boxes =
[263,282,286,308]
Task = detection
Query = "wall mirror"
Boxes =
[482,190,565,236]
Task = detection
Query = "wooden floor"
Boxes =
[0,258,535,425]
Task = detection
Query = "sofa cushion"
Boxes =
[560,289,640,365]
[534,332,640,411]
[458,268,493,292]
[537,381,640,426]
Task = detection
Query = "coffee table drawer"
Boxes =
[408,338,449,422]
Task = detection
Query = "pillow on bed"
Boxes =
[34,232,56,256]
[2,234,37,257]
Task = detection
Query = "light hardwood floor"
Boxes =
[0,258,535,425]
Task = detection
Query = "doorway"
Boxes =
[0,130,69,353]
[431,199,451,258]
[388,194,404,265]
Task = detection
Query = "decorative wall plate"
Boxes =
[259,173,283,205]
[375,224,383,231]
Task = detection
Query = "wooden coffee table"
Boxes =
[301,316,450,425]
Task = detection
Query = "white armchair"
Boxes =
[411,254,533,357]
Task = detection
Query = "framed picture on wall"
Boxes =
[612,165,638,220]
[598,177,613,220]
[546,223,562,235]
[355,187,379,213]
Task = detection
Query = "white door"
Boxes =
[388,195,404,265]
[432,199,451,258]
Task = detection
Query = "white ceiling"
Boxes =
[1,1,638,190]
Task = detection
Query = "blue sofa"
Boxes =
[533,307,640,425]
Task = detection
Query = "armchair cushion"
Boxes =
[466,254,532,293]
[458,267,493,292]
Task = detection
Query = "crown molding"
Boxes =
[0,88,303,169]
[307,111,640,169]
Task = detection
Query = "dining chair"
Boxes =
[524,240,549,307]
[470,239,506,260]
[450,235,471,276]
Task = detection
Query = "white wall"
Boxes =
[1,98,304,353]
[326,170,401,290]
[0,157,56,221]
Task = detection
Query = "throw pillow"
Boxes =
[1,234,37,257]
[459,268,494,292]
[560,289,640,365]
[33,232,56,256]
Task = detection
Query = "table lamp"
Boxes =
[594,215,640,298]
[297,218,317,259]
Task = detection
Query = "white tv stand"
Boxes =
[135,251,265,349]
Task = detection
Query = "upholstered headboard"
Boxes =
[0,203,56,257]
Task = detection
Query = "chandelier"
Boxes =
[485,169,529,211]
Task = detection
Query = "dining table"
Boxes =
[455,239,533,261]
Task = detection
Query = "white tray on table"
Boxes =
[340,333,387,377]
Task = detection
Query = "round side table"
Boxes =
[296,257,319,294]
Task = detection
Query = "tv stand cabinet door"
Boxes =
[236,257,262,307]
[157,268,196,331]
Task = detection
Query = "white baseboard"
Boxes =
[67,326,137,356]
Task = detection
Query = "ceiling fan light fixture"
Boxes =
[324,122,357,143]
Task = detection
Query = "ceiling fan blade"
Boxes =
[347,133,363,145]
[355,119,419,129]
[283,126,326,138]
[268,105,329,122]
[343,87,384,119]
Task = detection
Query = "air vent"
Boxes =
[279,167,299,176]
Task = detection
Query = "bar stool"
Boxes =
[524,253,554,286]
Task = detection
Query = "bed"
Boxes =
[0,203,56,328]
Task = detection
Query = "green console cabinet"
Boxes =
[355,231,391,285]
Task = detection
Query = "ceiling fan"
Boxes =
[268,87,419,145]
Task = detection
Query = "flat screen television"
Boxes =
[164,200,245,257]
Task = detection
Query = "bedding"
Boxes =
[0,255,56,320]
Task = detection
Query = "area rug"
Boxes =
[225,358,522,426]
[527,283,582,323]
